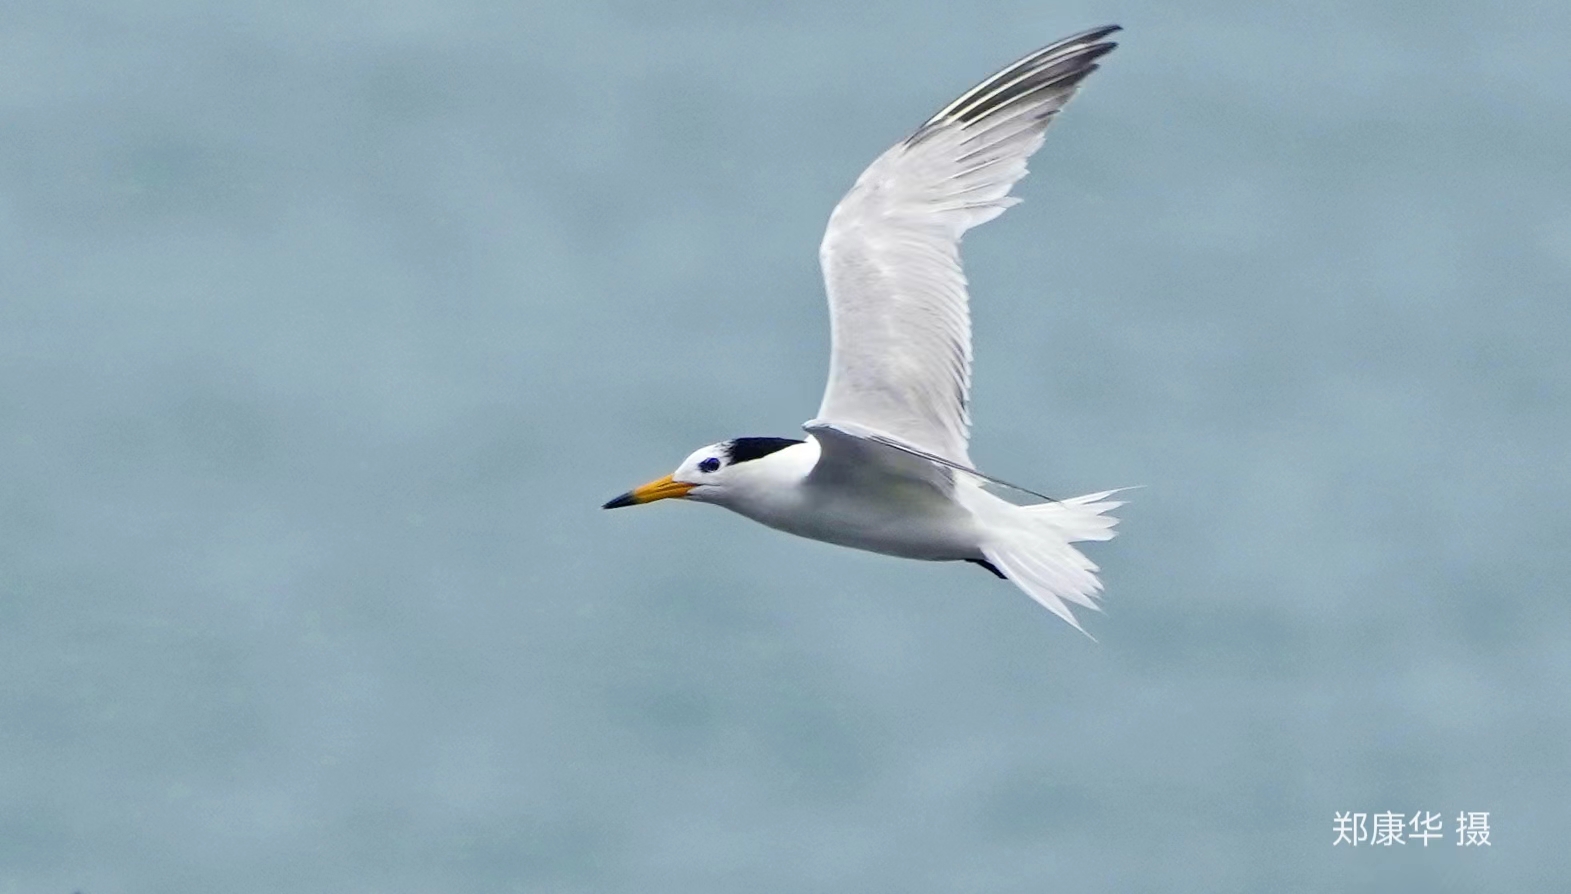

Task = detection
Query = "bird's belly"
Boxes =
[732,480,980,561]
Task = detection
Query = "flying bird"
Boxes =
[604,26,1126,632]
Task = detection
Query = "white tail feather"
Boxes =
[980,490,1126,636]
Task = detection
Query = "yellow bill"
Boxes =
[601,474,694,509]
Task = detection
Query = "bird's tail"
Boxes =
[978,489,1127,636]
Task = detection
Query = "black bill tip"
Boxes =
[602,491,637,510]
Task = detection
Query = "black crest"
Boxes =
[723,437,803,465]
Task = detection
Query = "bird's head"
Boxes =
[602,436,806,510]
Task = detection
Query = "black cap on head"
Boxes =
[723,437,803,465]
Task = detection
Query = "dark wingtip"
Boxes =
[602,492,637,509]
[1077,24,1122,42]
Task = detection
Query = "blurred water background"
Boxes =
[3,1,1568,891]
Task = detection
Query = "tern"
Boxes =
[604,26,1126,632]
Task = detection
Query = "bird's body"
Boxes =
[605,26,1127,633]
[705,439,979,561]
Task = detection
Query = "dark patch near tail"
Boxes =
[966,558,1007,579]
[723,437,803,465]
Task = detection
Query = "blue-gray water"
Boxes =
[3,2,1568,891]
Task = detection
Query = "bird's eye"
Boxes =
[698,457,721,473]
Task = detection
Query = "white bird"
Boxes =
[604,26,1126,633]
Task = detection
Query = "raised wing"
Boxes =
[814,26,1119,465]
